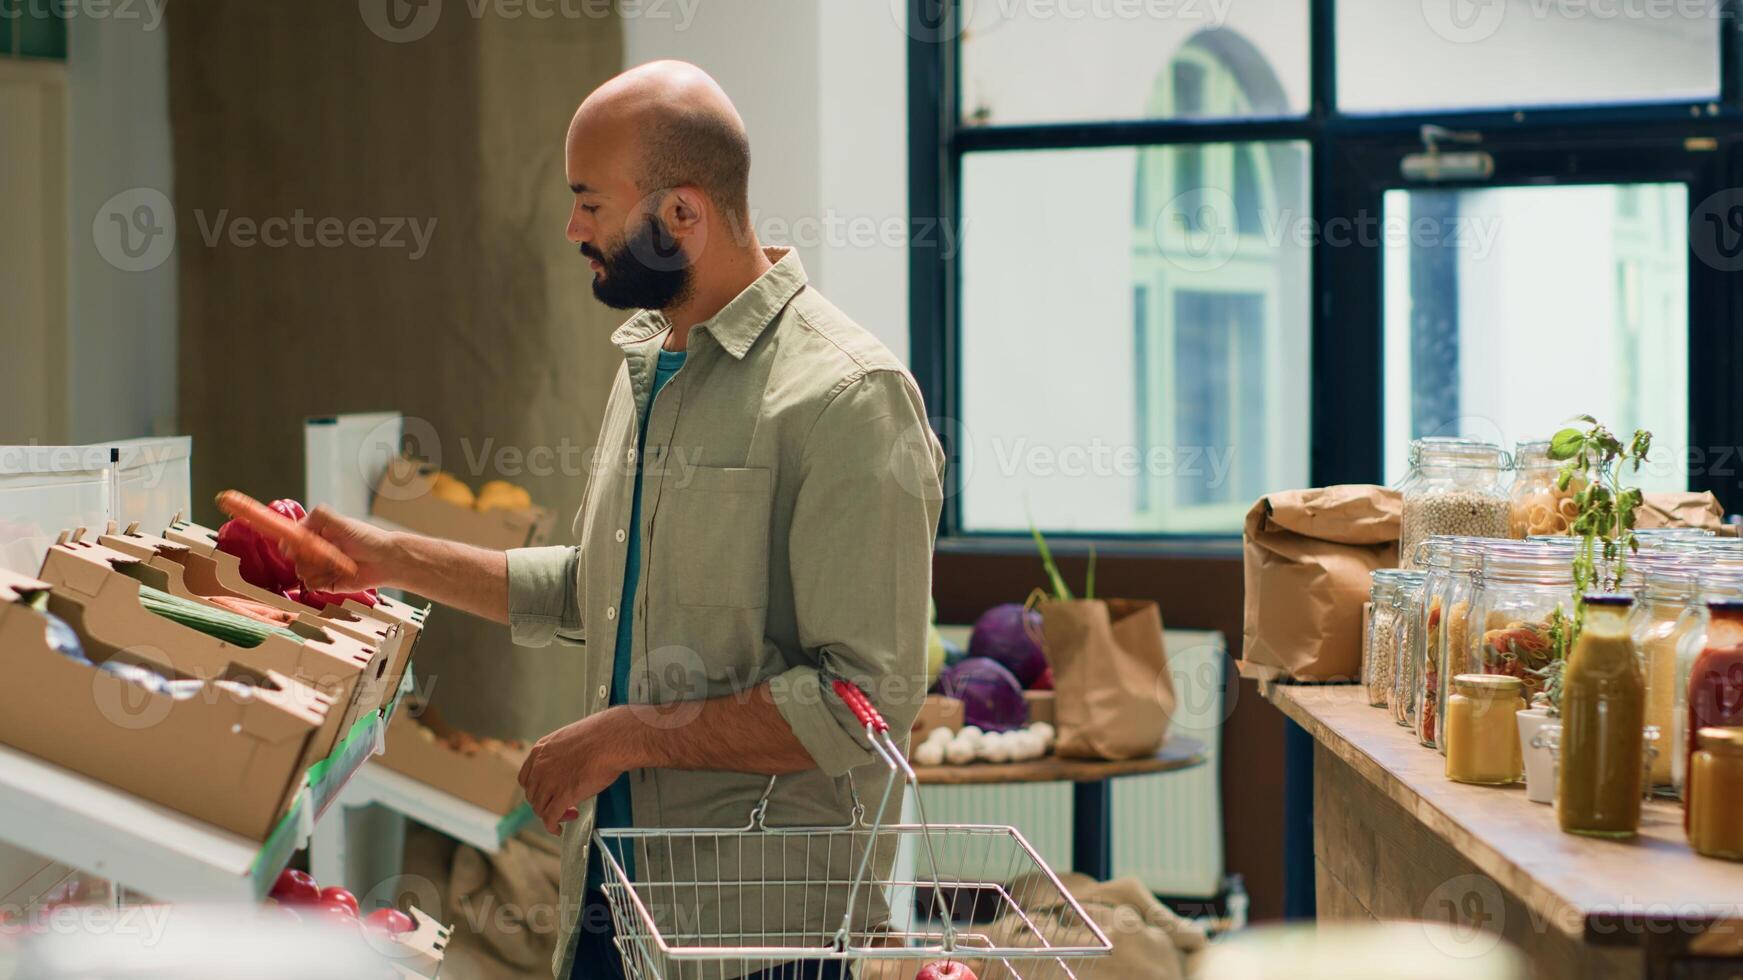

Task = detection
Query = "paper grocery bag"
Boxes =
[1033,594,1174,761]
[1241,485,1400,682]
[1638,491,1726,531]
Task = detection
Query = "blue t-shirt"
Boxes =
[589,346,686,891]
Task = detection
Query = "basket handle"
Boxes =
[830,678,888,733]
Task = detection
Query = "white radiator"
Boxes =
[923,626,1225,897]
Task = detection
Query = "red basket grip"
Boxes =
[831,679,888,733]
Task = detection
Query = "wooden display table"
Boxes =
[912,736,1207,881]
[1266,683,1743,980]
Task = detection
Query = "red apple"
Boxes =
[916,962,977,980]
[365,907,416,935]
[269,869,320,905]
[315,900,358,920]
[319,887,359,916]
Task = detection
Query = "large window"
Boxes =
[911,0,1743,541]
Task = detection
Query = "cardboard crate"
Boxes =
[164,512,430,669]
[103,524,414,719]
[911,694,965,745]
[376,700,529,815]
[0,571,328,840]
[370,456,555,551]
[38,537,383,769]
[1023,689,1055,728]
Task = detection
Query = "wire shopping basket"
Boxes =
[593,680,1112,980]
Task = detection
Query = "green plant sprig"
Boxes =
[1029,520,1097,602]
[1531,416,1650,713]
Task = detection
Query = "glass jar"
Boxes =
[1688,726,1743,861]
[1445,673,1526,785]
[1365,570,1410,708]
[1626,553,1694,794]
[1467,543,1574,704]
[1558,595,1645,839]
[1676,593,1743,813]
[1509,440,1580,538]
[1432,540,1485,753]
[1674,570,1743,797]
[1413,537,1484,749]
[1400,439,1512,569]
[1391,571,1429,729]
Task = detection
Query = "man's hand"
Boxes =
[519,709,643,834]
[295,506,402,592]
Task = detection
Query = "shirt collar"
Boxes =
[610,247,807,360]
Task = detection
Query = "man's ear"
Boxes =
[663,186,706,239]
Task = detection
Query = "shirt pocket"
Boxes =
[661,465,772,609]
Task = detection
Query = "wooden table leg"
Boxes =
[1072,778,1112,881]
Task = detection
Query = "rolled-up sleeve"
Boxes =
[505,545,585,648]
[770,369,945,777]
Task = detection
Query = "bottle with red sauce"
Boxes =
[1679,597,1743,830]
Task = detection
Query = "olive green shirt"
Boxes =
[505,248,945,978]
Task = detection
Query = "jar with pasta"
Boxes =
[1509,439,1582,538]
[1391,571,1429,729]
[1365,570,1410,708]
[1627,552,1695,795]
[1412,537,1482,749]
[1467,542,1574,703]
[1400,439,1512,569]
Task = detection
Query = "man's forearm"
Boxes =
[617,682,817,776]
[384,532,511,624]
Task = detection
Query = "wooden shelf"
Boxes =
[1266,683,1743,947]
[911,736,1206,786]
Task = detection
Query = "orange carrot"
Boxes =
[214,490,357,584]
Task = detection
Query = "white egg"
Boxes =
[913,740,946,766]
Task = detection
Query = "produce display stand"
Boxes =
[304,412,536,896]
[310,763,536,894]
[0,682,405,904]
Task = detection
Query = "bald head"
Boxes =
[571,60,751,226]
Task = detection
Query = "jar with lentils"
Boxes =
[1366,569,1412,707]
[1400,439,1512,568]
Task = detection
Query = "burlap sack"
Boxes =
[1242,486,1401,682]
[1638,491,1726,531]
[1031,593,1174,761]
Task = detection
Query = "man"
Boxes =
[295,61,945,979]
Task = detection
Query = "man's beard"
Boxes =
[584,213,695,312]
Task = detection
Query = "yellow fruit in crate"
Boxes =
[475,480,533,513]
[429,472,476,508]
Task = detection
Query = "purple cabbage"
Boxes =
[937,657,1030,733]
[968,603,1048,688]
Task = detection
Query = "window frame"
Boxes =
[909,0,1743,549]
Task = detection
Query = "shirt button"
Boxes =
[626,448,637,465]
[615,529,626,543]
[598,685,608,700]
[605,606,617,621]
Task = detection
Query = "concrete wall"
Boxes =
[66,11,177,443]
[0,60,67,446]
[623,0,911,362]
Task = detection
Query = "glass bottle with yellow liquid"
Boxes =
[1558,594,1646,839]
